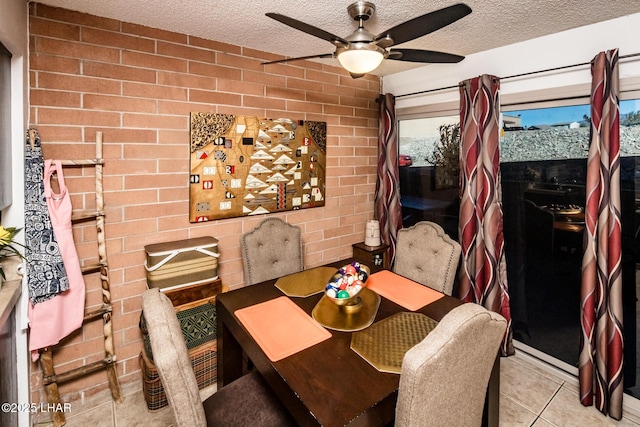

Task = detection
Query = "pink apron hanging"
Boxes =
[29,160,86,361]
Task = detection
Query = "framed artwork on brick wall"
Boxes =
[189,113,327,222]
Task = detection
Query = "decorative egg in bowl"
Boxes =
[325,262,370,311]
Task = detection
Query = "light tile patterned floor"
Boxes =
[34,351,640,426]
[501,353,640,426]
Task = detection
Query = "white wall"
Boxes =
[0,1,29,425]
[383,13,640,117]
[0,0,28,226]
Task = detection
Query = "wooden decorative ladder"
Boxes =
[33,130,122,426]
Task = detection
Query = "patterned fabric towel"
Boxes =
[24,129,68,304]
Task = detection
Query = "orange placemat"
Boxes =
[235,296,332,362]
[366,270,445,311]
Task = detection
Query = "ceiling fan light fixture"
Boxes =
[337,44,384,74]
[264,3,471,73]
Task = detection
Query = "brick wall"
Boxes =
[28,3,380,407]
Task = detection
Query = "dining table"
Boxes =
[539,205,585,234]
[216,259,500,427]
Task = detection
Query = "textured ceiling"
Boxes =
[35,0,640,76]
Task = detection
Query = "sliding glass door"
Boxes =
[398,97,640,398]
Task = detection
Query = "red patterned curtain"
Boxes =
[458,75,513,356]
[579,48,623,420]
[375,93,403,264]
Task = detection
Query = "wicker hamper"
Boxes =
[140,279,222,359]
[139,279,226,410]
[139,342,217,411]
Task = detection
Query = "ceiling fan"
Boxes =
[263,2,472,78]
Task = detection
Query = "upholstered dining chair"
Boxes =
[395,303,507,427]
[141,288,295,427]
[241,217,303,286]
[393,221,461,295]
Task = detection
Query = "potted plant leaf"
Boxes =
[0,225,25,287]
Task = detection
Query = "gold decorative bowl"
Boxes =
[325,263,370,312]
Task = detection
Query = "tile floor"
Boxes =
[33,350,640,426]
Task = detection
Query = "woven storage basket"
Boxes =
[139,280,226,410]
[139,341,217,411]
[139,279,222,360]
[144,236,219,291]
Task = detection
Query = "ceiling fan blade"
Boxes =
[375,3,472,47]
[262,53,335,66]
[388,49,465,63]
[266,13,348,46]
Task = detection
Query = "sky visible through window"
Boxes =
[508,105,589,128]
[509,99,640,128]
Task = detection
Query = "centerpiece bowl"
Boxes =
[325,262,370,312]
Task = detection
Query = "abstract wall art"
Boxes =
[189,113,327,222]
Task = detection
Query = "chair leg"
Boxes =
[482,354,500,427]
[243,351,254,373]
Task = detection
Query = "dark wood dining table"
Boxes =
[216,259,500,427]
[553,211,585,233]
[539,206,586,234]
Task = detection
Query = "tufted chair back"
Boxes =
[393,221,461,295]
[395,303,507,427]
[241,217,303,286]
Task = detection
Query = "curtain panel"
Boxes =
[375,93,403,265]
[458,75,514,356]
[579,48,624,420]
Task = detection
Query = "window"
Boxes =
[398,115,460,240]
[502,99,640,396]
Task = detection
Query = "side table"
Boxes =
[352,242,389,274]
